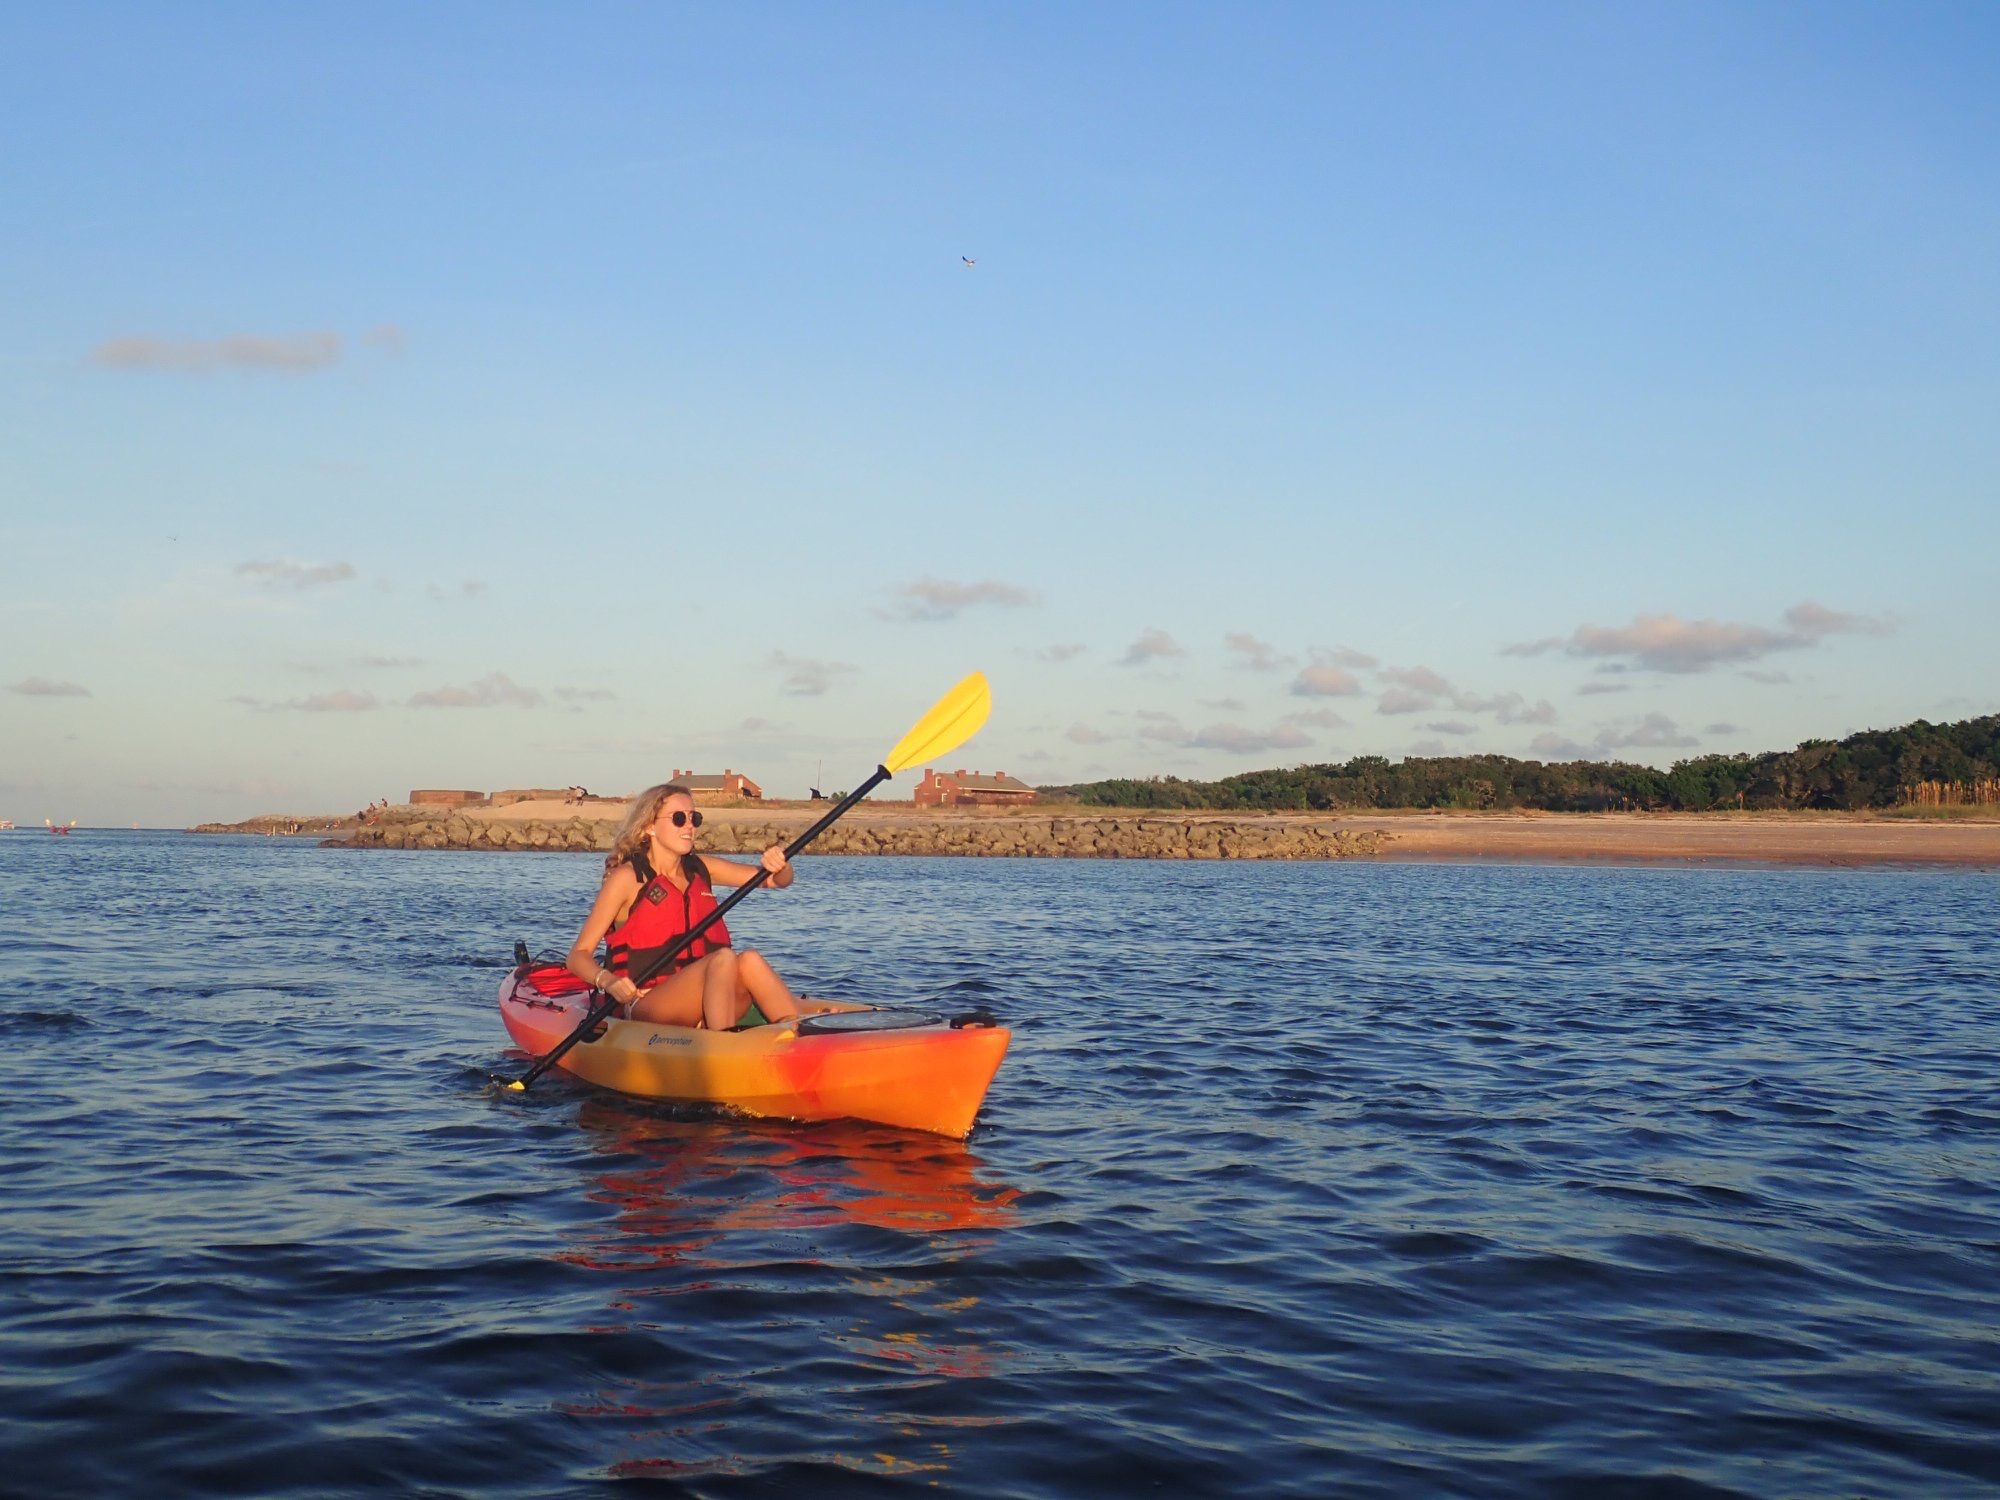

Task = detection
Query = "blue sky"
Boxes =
[4,3,1996,824]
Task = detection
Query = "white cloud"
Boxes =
[1377,686,1433,715]
[767,652,856,697]
[95,331,343,372]
[9,676,91,698]
[295,689,380,712]
[881,576,1037,621]
[1505,601,1895,674]
[1424,720,1478,737]
[1290,648,1365,697]
[233,688,380,712]
[1529,732,1595,760]
[1382,665,1451,696]
[236,559,357,590]
[1120,627,1186,666]
[1783,601,1892,640]
[405,672,542,709]
[1136,715,1312,755]
[1597,712,1699,749]
[1453,691,1558,725]
[1223,632,1289,671]
[1285,707,1348,728]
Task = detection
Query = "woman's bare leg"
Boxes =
[702,948,748,1031]
[627,951,721,1027]
[734,949,800,1022]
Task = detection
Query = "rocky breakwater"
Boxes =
[333,808,1387,860]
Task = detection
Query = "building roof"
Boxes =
[936,770,1035,793]
[671,769,760,791]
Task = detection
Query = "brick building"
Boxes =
[912,768,1037,808]
[670,769,764,801]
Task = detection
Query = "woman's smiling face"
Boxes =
[648,791,701,856]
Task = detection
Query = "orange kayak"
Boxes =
[497,969,1010,1139]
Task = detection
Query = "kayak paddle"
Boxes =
[503,670,992,1092]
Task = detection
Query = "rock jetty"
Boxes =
[329,807,1386,860]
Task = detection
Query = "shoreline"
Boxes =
[187,801,2000,867]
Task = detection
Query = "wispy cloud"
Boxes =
[1034,642,1086,663]
[358,654,423,670]
[95,331,343,373]
[1376,686,1434,715]
[1597,713,1699,750]
[1576,681,1630,696]
[360,324,406,356]
[554,686,616,703]
[1223,632,1289,671]
[880,576,1037,621]
[1530,712,1700,759]
[1528,732,1595,760]
[427,579,487,602]
[1066,723,1113,745]
[1119,628,1185,667]
[1453,690,1558,725]
[1369,665,1554,724]
[405,672,541,709]
[232,688,380,712]
[1137,713,1312,755]
[767,652,855,697]
[1505,600,1894,674]
[8,676,91,698]
[1783,601,1892,641]
[236,558,357,590]
[1286,706,1348,728]
[1424,720,1478,737]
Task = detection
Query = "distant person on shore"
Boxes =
[565,783,802,1029]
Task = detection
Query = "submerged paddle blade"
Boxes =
[883,671,992,774]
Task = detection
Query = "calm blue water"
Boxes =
[2,831,1997,1496]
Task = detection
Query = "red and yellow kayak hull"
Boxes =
[498,975,1010,1139]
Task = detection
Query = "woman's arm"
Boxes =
[567,867,642,1002]
[702,846,794,890]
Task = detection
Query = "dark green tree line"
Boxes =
[1039,715,2000,813]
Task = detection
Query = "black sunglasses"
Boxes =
[668,809,703,829]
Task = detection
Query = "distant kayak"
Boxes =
[498,965,1010,1138]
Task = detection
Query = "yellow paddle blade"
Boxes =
[883,671,992,774]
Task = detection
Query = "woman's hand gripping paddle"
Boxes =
[503,671,992,1092]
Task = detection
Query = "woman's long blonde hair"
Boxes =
[605,782,693,874]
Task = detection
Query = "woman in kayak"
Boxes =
[565,783,804,1029]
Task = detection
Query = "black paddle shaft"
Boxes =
[510,766,890,1090]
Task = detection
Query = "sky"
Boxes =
[3,2,1997,825]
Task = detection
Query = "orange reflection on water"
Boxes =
[555,1097,1020,1276]
[551,1099,1021,1481]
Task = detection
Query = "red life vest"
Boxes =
[604,856,731,984]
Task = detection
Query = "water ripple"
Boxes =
[2,834,1998,1494]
